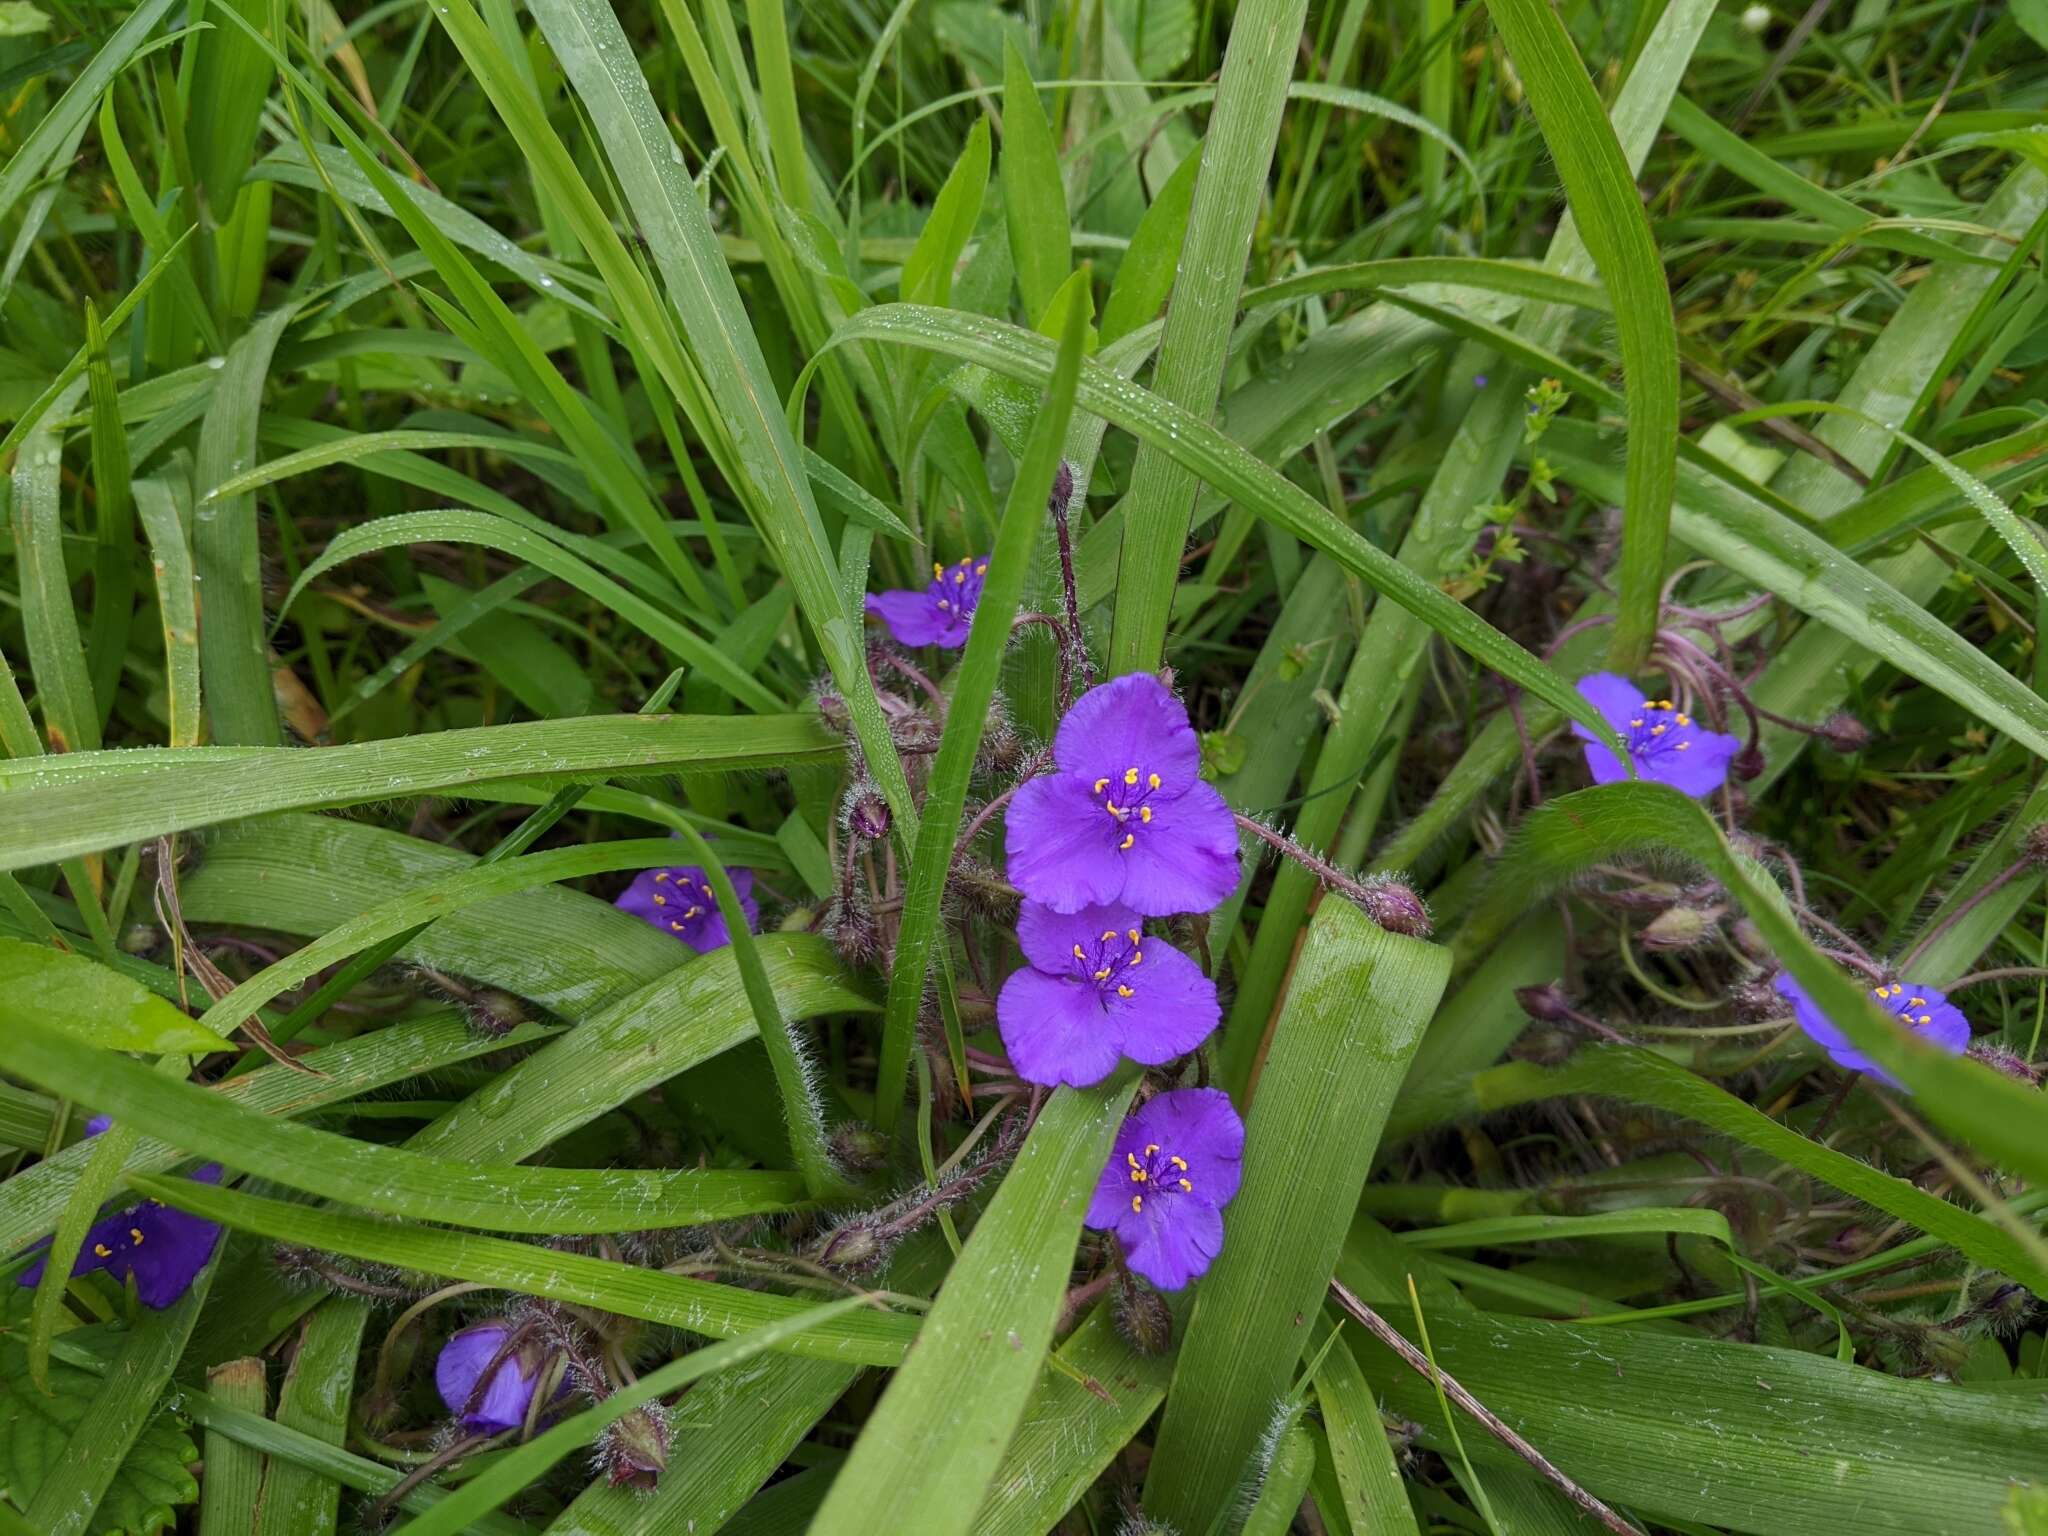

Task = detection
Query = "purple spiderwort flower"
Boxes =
[615,866,757,953]
[17,1117,223,1309]
[996,900,1221,1088]
[1572,672,1742,799]
[1005,675,1240,916]
[864,554,989,648]
[436,1323,564,1434]
[1773,971,1970,1090]
[1086,1088,1245,1290]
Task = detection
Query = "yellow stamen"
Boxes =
[654,872,670,883]
[1128,929,1141,943]
[93,1243,111,1258]
[1629,718,1644,728]
[652,894,666,906]
[1139,806,1153,823]
[1147,773,1161,790]
[1074,945,1087,960]
[1130,1167,1146,1182]
[1675,742,1690,751]
[1118,833,1134,850]
[975,563,987,575]
[936,598,949,610]
[1918,1014,1932,1025]
[1093,777,1110,794]
[1131,1194,1143,1213]
[1093,968,1111,981]
[130,1228,144,1245]
[1117,984,1135,998]
[1909,998,1925,1009]
[670,921,684,933]
[1145,1144,1159,1156]
[1130,950,1142,964]
[1102,929,1119,941]
[1179,1178,1193,1192]
[954,570,966,584]
[933,562,945,581]
[1676,714,1692,727]
[1127,1152,1141,1169]
[1124,767,1140,785]
[1650,724,1667,736]
[1169,1155,1188,1170]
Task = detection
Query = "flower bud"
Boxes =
[1515,982,1574,1023]
[830,1121,891,1173]
[1049,460,1075,516]
[812,681,852,736]
[826,894,882,967]
[1967,1042,2041,1085]
[818,1221,887,1273]
[1359,877,1431,937]
[598,1403,671,1491]
[1732,743,1766,781]
[1904,1323,1972,1376]
[1509,1024,1576,1067]
[466,989,528,1038]
[1113,1270,1173,1356]
[1606,881,1685,912]
[2023,824,2048,868]
[1819,712,1871,754]
[1641,906,1711,951]
[1729,917,1771,963]
[842,783,891,842]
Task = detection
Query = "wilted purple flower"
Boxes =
[1572,672,1742,798]
[436,1323,560,1433]
[615,866,757,953]
[1773,971,1970,1090]
[864,555,989,648]
[1085,1088,1245,1290]
[17,1118,222,1309]
[1005,675,1240,916]
[996,900,1220,1087]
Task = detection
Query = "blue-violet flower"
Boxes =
[1005,674,1239,916]
[1773,971,1970,1090]
[17,1117,223,1309]
[615,865,757,954]
[1085,1088,1245,1290]
[436,1323,561,1433]
[997,900,1220,1087]
[865,555,989,648]
[1572,672,1742,798]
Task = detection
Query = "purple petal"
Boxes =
[1014,899,1143,974]
[1116,1196,1225,1290]
[996,968,1125,1088]
[1052,675,1203,790]
[437,1325,540,1432]
[1005,776,1132,913]
[119,1200,224,1307]
[1642,729,1741,798]
[1572,672,1649,735]
[1114,780,1241,917]
[1128,1088,1246,1206]
[865,590,967,648]
[1578,739,1632,787]
[1114,941,1221,1065]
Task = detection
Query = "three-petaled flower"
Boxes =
[996,900,1220,1087]
[1086,1088,1245,1290]
[1773,971,1970,1090]
[1005,674,1239,915]
[436,1322,564,1434]
[864,554,989,648]
[615,865,757,954]
[16,1117,223,1309]
[1572,672,1742,799]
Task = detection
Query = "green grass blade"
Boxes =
[1107,0,1309,673]
[1483,0,1677,669]
[1000,39,1071,323]
[1142,902,1451,1527]
[254,1300,364,1536]
[0,714,838,870]
[808,1077,1139,1535]
[199,1359,268,1536]
[872,275,1091,1132]
[11,378,97,755]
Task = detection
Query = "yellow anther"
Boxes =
[1117,985,1135,998]
[1124,767,1140,785]
[1909,998,1925,1009]
[670,921,684,933]
[954,570,967,584]
[654,872,670,883]
[1073,945,1087,960]
[1130,950,1142,964]
[1127,1152,1141,1169]
[1629,718,1644,728]
[1178,1178,1193,1192]
[1139,806,1153,823]
[1128,929,1141,943]
[1131,1194,1143,1212]
[1676,713,1692,727]
[1119,833,1134,850]
[1102,929,1119,941]
[1658,699,1673,710]
[936,598,949,610]
[933,562,945,581]
[93,1243,111,1258]
[652,894,666,906]
[1145,1144,1159,1157]
[975,563,987,575]
[1675,742,1691,751]
[1169,1155,1188,1170]
[1147,773,1161,790]
[130,1228,145,1245]
[1093,967,1111,981]
[1093,777,1111,795]
[1918,1014,1932,1025]
[1130,1167,1146,1182]
[1650,724,1667,736]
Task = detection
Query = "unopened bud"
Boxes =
[1360,878,1431,937]
[818,1222,886,1273]
[2022,824,2048,868]
[1732,744,1766,782]
[598,1404,670,1490]
[1820,712,1871,754]
[1607,881,1685,912]
[1515,982,1575,1023]
[1731,978,1782,1022]
[467,988,528,1038]
[1510,1023,1577,1067]
[1641,906,1711,951]
[1049,460,1075,515]
[843,783,891,841]
[1967,1042,2041,1085]
[1729,917,1771,963]
[812,681,852,735]
[1971,1279,2036,1336]
[1906,1323,1971,1376]
[1113,1269,1173,1356]
[826,895,882,967]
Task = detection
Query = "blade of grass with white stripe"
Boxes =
[818,306,1628,755]
[0,1008,810,1235]
[0,713,838,870]
[129,483,199,749]
[1484,0,1677,670]
[1142,902,1451,1528]
[807,1075,1138,1535]
[873,274,1090,1133]
[1454,783,2048,1195]
[1108,0,1310,673]
[128,1174,918,1368]
[11,378,96,755]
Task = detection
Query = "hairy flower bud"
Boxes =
[1509,1023,1577,1067]
[830,1121,891,1174]
[1050,459,1075,516]
[1515,982,1575,1023]
[1819,712,1872,754]
[1641,906,1711,951]
[1967,1042,2041,1085]
[1729,917,1771,963]
[1359,877,1431,937]
[812,680,852,737]
[598,1404,671,1491]
[2023,824,2048,868]
[817,1221,887,1273]
[1731,743,1766,782]
[842,782,891,842]
[1113,1269,1174,1356]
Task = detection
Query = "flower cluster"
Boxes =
[437,1322,563,1433]
[615,864,757,954]
[1574,672,1741,799]
[992,673,1247,1289]
[16,1117,222,1309]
